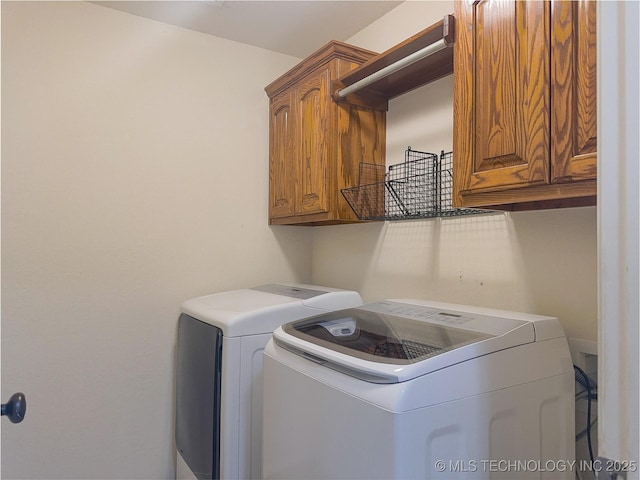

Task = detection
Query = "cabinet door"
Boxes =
[454,0,551,196]
[269,92,296,219]
[296,69,331,216]
[551,0,597,182]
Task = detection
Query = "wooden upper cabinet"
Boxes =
[551,0,597,183]
[266,41,386,225]
[269,92,295,218]
[297,70,331,216]
[453,0,597,209]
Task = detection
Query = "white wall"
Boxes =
[311,1,598,342]
[1,2,311,478]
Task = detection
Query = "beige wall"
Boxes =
[1,1,599,478]
[1,2,311,478]
[311,1,598,342]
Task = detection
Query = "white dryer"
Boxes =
[175,283,362,480]
[263,299,575,480]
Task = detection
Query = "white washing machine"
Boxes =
[174,283,362,480]
[263,299,575,480]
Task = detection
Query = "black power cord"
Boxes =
[574,364,597,465]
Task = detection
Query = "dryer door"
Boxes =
[176,314,223,480]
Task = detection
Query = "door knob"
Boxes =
[1,392,27,423]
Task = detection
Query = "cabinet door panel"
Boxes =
[456,0,550,194]
[266,41,384,224]
[551,0,597,182]
[297,70,331,215]
[269,93,295,218]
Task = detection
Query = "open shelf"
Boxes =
[332,15,455,111]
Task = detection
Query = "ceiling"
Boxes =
[94,1,403,58]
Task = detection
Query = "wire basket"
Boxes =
[341,162,387,221]
[386,148,439,219]
[341,148,489,221]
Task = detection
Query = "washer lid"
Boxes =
[275,300,540,383]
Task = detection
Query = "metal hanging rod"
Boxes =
[336,37,450,99]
